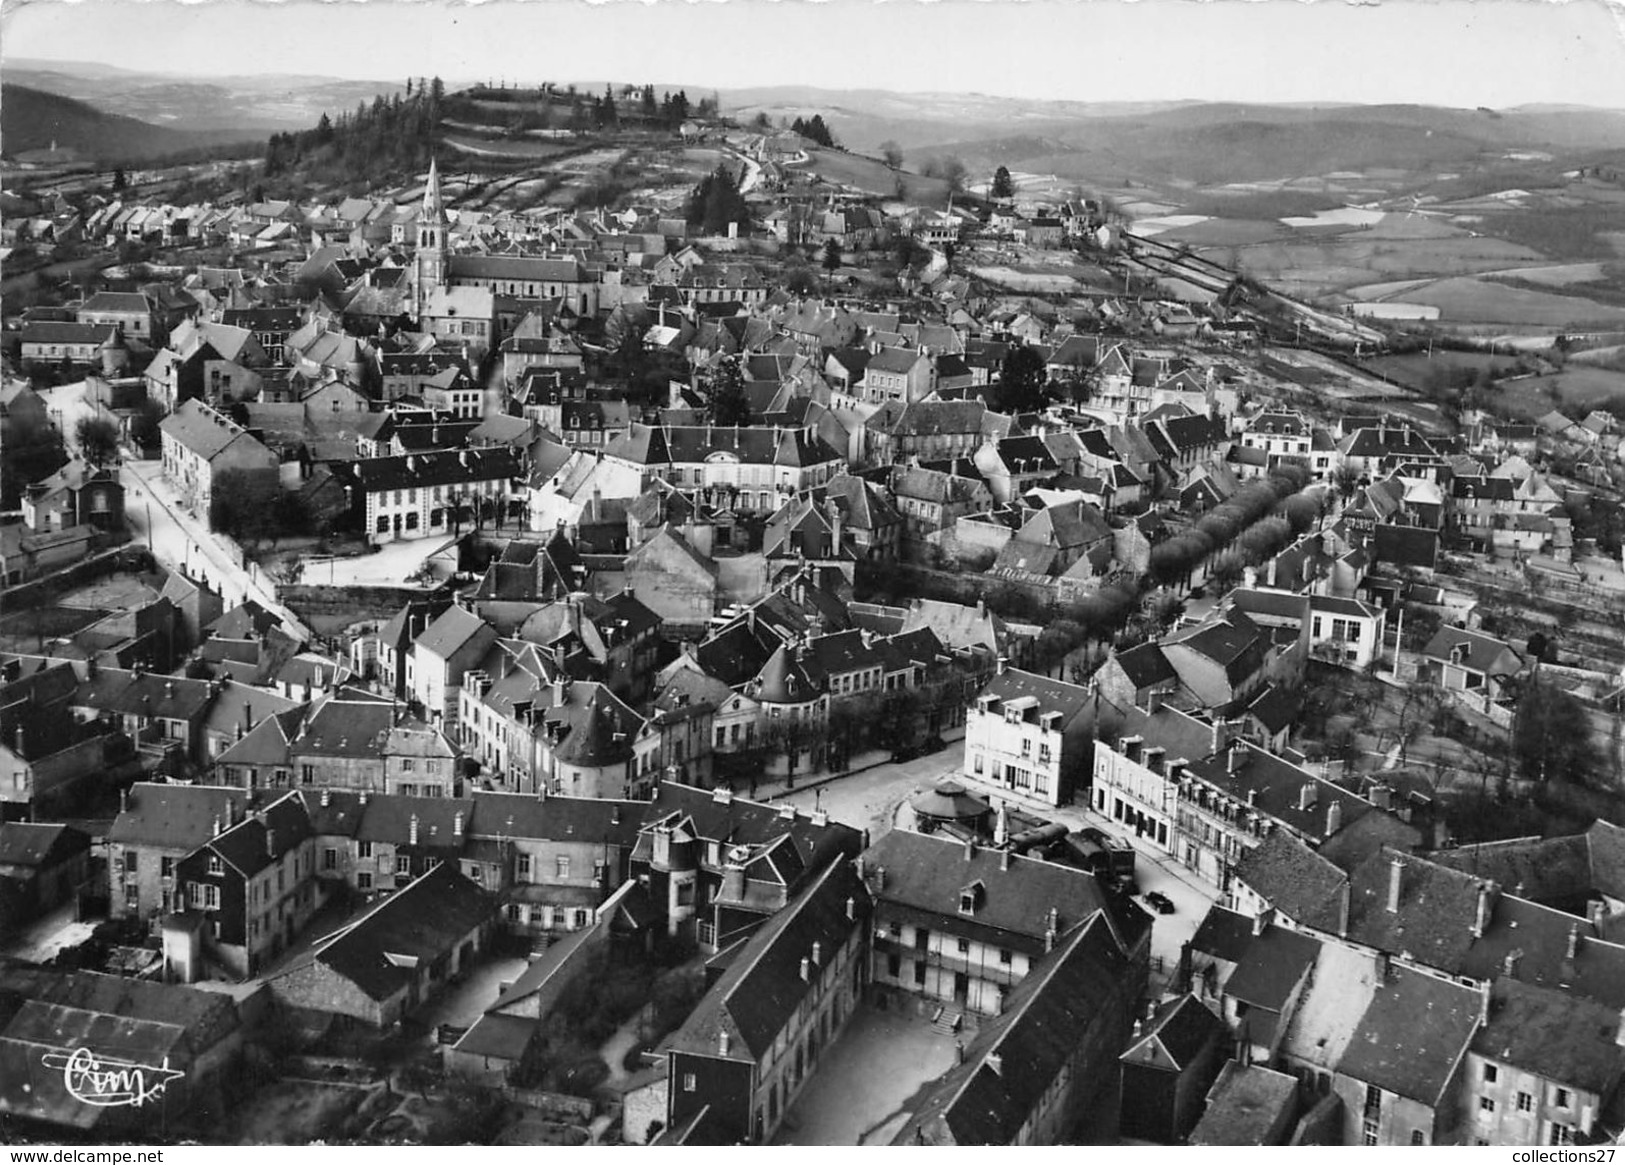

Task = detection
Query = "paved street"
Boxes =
[758,747,967,843]
[121,457,311,640]
[760,744,1219,985]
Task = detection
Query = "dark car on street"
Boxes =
[1144,890,1175,914]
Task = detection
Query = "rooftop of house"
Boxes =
[663,858,869,1063]
[1474,976,1625,1094]
[1233,831,1348,932]
[280,863,494,1002]
[1339,961,1482,1106]
[1188,1062,1299,1146]
[861,829,1147,958]
[895,912,1134,1146]
[1120,992,1226,1073]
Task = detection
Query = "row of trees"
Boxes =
[1148,465,1316,588]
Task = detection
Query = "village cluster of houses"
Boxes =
[6,146,1625,1147]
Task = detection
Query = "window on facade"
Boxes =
[682,1074,697,1092]
[207,855,223,876]
[955,938,970,954]
[323,848,337,870]
[1550,1125,1575,1146]
[358,841,373,859]
[395,854,411,875]
[301,765,314,784]
[1483,1064,1498,1083]
[1480,1097,1496,1113]
[401,758,415,772]
[358,871,373,890]
[998,948,1012,966]
[1554,1089,1571,1109]
[556,856,570,878]
[1517,1093,1533,1113]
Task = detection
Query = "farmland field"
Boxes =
[1155,217,1286,247]
[798,147,950,204]
[1510,366,1625,416]
[1362,351,1527,392]
[1401,277,1625,326]
[441,136,574,160]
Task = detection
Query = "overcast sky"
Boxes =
[6,0,1624,109]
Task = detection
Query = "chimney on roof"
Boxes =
[811,940,822,966]
[995,655,1008,676]
[964,838,976,862]
[120,787,129,814]
[1480,980,1492,1027]
[359,790,369,806]
[779,803,796,821]
[1000,847,1011,872]
[409,814,420,846]
[1227,741,1247,775]
[875,865,886,892]
[1472,880,1498,938]
[1210,718,1231,755]
[1326,800,1343,837]
[266,827,276,857]
[1387,856,1405,914]
[1589,899,1607,927]
[1504,948,1523,978]
[845,895,856,921]
[1298,783,1318,812]
[165,680,175,700]
[718,1029,731,1057]
[799,956,811,982]
[1567,924,1580,962]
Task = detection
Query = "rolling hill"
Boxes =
[0,83,261,163]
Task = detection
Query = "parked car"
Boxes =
[1144,890,1175,915]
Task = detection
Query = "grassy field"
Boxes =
[1513,366,1625,415]
[1402,277,1625,326]
[442,136,576,160]
[799,147,950,204]
[1363,350,1527,392]
[1156,217,1286,247]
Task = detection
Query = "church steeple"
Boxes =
[413,156,447,322]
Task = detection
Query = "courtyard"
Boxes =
[774,1000,959,1146]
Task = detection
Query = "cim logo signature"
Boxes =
[40,1047,185,1108]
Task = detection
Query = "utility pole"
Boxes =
[1392,604,1404,676]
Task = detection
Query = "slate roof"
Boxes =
[1185,742,1372,845]
[1232,831,1347,931]
[107,783,245,850]
[979,666,1094,728]
[1121,993,1225,1072]
[664,858,869,1061]
[1421,626,1524,676]
[291,863,494,1002]
[1188,904,1257,966]
[0,822,88,869]
[862,829,1147,958]
[1188,1063,1298,1146]
[1223,922,1320,1015]
[1338,962,1480,1105]
[1109,642,1177,691]
[896,912,1133,1145]
[203,790,313,879]
[468,791,644,848]
[1473,977,1625,1094]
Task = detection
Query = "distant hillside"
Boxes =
[0,83,258,162]
[5,63,408,137]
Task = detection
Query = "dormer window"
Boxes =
[959,881,985,915]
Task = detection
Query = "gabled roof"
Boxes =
[1473,976,1625,1094]
[285,863,494,1002]
[107,783,249,850]
[862,829,1147,958]
[1233,831,1347,931]
[1338,963,1480,1106]
[898,912,1133,1145]
[0,822,89,869]
[664,858,869,1061]
[1121,993,1225,1072]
